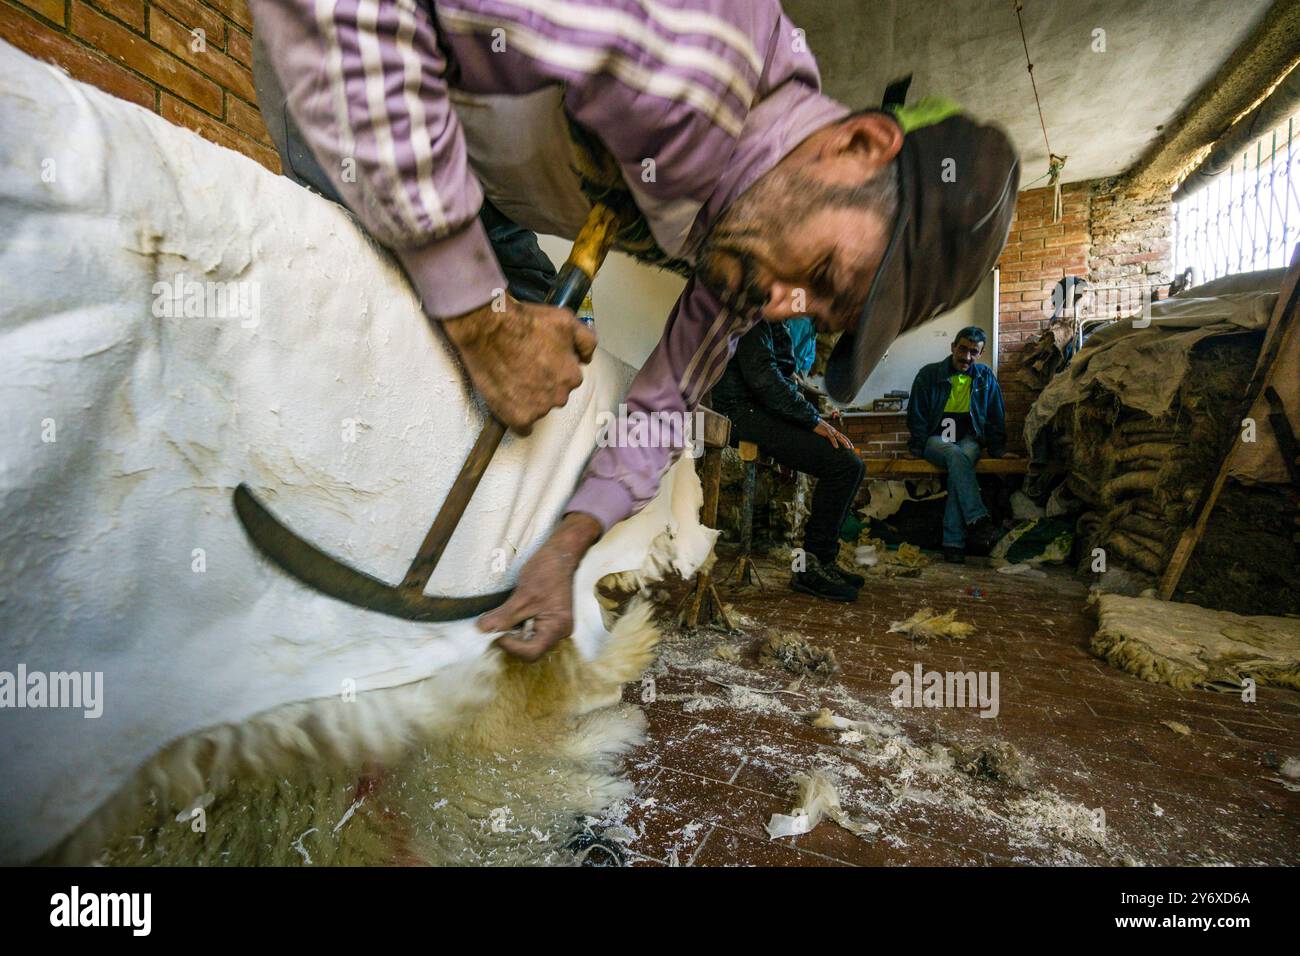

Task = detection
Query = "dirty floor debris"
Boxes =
[759,631,839,678]
[599,550,1300,866]
[888,606,976,642]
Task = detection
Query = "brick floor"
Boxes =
[606,551,1300,866]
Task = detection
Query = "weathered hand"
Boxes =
[813,418,854,450]
[443,295,598,434]
[478,512,603,661]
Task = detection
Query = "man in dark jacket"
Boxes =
[712,321,865,601]
[906,327,1008,562]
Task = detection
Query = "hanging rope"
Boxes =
[1013,1,1067,221]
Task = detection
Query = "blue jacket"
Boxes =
[785,317,818,376]
[906,359,1007,458]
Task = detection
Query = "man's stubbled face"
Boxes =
[950,336,984,373]
[696,166,894,333]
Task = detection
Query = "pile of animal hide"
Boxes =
[1017,313,1078,390]
[1091,594,1300,692]
[860,477,945,521]
[989,517,1074,566]
[1025,273,1292,607]
[839,535,929,578]
[0,43,716,864]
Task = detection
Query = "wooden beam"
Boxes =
[1128,0,1300,192]
[863,457,1031,477]
[697,406,730,450]
[1159,246,1300,599]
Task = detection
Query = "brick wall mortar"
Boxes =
[842,413,910,459]
[2,0,279,172]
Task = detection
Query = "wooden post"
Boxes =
[677,408,735,630]
[1159,248,1300,599]
[723,441,764,589]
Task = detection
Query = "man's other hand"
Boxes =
[478,512,603,661]
[813,418,854,450]
[443,296,598,434]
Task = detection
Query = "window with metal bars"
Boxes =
[1173,114,1300,285]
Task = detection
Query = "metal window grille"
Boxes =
[1173,114,1300,286]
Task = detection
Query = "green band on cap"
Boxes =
[890,96,963,134]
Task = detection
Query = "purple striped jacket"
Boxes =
[249,0,849,532]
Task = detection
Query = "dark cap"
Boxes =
[825,112,1020,403]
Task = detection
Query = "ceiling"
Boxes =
[784,0,1273,187]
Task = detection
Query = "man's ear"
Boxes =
[822,112,904,171]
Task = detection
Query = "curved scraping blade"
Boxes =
[233,484,512,622]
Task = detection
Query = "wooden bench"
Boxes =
[680,419,1036,630]
[863,456,1031,478]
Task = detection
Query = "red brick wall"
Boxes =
[841,413,909,459]
[994,183,1092,453]
[1,0,280,172]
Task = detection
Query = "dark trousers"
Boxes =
[729,407,865,565]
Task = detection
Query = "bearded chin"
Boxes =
[696,190,773,315]
[694,253,764,317]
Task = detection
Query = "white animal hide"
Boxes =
[0,42,715,863]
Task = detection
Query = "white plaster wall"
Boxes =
[851,271,997,405]
[537,237,685,369]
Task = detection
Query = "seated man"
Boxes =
[712,321,865,601]
[906,327,1008,563]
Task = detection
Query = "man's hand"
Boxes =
[478,512,603,661]
[813,417,854,450]
[443,295,598,434]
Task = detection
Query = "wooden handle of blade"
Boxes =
[400,417,507,592]
[400,202,619,594]
[569,203,619,280]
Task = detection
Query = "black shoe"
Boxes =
[965,516,999,555]
[825,563,865,588]
[943,546,966,564]
[791,555,858,602]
